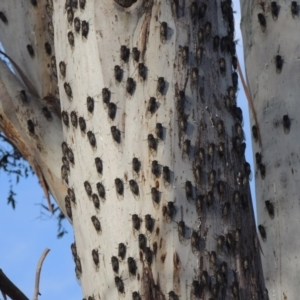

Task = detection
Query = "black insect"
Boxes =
[219,58,226,75]
[79,0,86,9]
[258,13,266,32]
[176,90,185,116]
[70,111,77,127]
[115,276,125,293]
[132,157,140,173]
[86,96,94,113]
[132,214,141,230]
[62,142,69,156]
[27,120,35,135]
[61,165,69,183]
[67,9,74,24]
[87,131,97,147]
[292,1,298,17]
[132,47,140,62]
[191,68,198,86]
[68,188,76,203]
[59,61,66,77]
[184,181,193,201]
[74,255,82,274]
[64,82,73,99]
[191,230,200,251]
[222,202,230,217]
[42,107,52,121]
[138,63,147,80]
[155,123,163,140]
[162,166,170,183]
[67,31,75,47]
[126,77,135,96]
[254,152,262,167]
[102,88,111,104]
[62,156,70,171]
[190,280,200,298]
[183,139,191,156]
[178,220,185,239]
[50,56,57,78]
[181,46,189,65]
[160,21,168,43]
[138,233,147,250]
[271,2,279,20]
[209,251,217,265]
[195,195,203,216]
[207,143,215,161]
[275,54,284,74]
[92,249,99,266]
[206,191,213,207]
[62,111,69,127]
[199,3,207,18]
[163,201,176,221]
[118,243,126,260]
[232,55,237,70]
[265,200,274,218]
[94,157,103,174]
[111,126,121,143]
[71,242,77,258]
[147,97,157,114]
[71,0,78,9]
[145,214,154,232]
[198,28,204,44]
[96,182,105,199]
[46,3,54,17]
[204,21,211,38]
[106,102,117,120]
[258,224,267,240]
[132,291,141,300]
[216,119,224,137]
[79,117,86,132]
[282,114,291,133]
[147,134,157,152]
[115,178,124,195]
[91,215,101,232]
[259,163,266,179]
[233,106,243,123]
[190,1,198,19]
[220,36,228,53]
[127,257,137,275]
[196,46,203,65]
[111,256,119,273]
[129,179,139,196]
[120,45,130,62]
[82,20,89,38]
[252,125,258,142]
[157,77,165,94]
[144,247,153,265]
[213,35,220,51]
[74,17,81,33]
[48,22,54,40]
[65,0,71,10]
[218,142,225,158]
[151,187,160,204]
[114,65,123,82]
[231,281,239,298]
[44,42,52,56]
[92,194,100,209]
[0,11,7,24]
[208,169,216,186]
[151,160,160,177]
[84,181,92,196]
[217,235,225,250]
[168,291,179,300]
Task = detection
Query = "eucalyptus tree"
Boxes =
[0,0,266,299]
[241,1,300,299]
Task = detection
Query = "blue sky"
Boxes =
[0,1,253,299]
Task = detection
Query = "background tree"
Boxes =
[241,0,300,299]
[0,0,267,299]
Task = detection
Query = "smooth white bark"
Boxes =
[241,1,300,298]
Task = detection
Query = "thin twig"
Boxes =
[237,56,262,147]
[33,248,50,300]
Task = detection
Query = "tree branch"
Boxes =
[33,248,50,300]
[0,269,29,300]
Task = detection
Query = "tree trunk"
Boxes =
[241,1,300,299]
[0,0,266,299]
